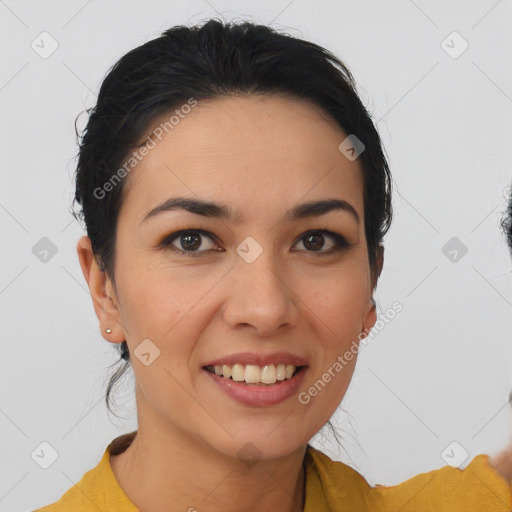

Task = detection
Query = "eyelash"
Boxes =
[159,229,349,257]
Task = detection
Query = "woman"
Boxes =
[34,18,512,512]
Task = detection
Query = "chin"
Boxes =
[204,427,308,465]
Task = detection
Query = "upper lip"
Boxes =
[203,352,309,368]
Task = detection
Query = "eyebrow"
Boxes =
[141,197,360,225]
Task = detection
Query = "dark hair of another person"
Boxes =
[503,192,512,252]
[71,19,393,436]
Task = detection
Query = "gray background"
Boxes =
[1,0,512,510]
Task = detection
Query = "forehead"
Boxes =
[120,94,365,223]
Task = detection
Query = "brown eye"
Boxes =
[161,229,220,256]
[302,233,325,251]
[179,233,202,251]
[293,230,349,254]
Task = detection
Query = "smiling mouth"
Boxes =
[203,364,303,386]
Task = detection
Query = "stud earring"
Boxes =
[105,328,112,334]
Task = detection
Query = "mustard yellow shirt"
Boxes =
[34,431,512,511]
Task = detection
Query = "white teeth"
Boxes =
[231,364,245,382]
[244,364,261,383]
[222,364,232,378]
[207,363,300,384]
[261,365,276,384]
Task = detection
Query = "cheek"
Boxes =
[115,249,200,322]
[113,281,182,357]
[115,263,213,369]
[309,270,370,330]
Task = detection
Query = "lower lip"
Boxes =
[203,367,308,406]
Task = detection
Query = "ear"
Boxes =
[372,245,384,291]
[76,235,125,343]
[361,296,377,338]
[362,245,384,336]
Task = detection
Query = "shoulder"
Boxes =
[369,454,512,511]
[306,444,373,488]
[33,450,111,511]
[33,432,138,512]
[305,446,512,512]
[304,444,377,509]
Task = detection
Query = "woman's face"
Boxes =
[100,94,377,460]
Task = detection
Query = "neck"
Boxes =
[110,420,307,512]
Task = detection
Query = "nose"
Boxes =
[222,249,300,338]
